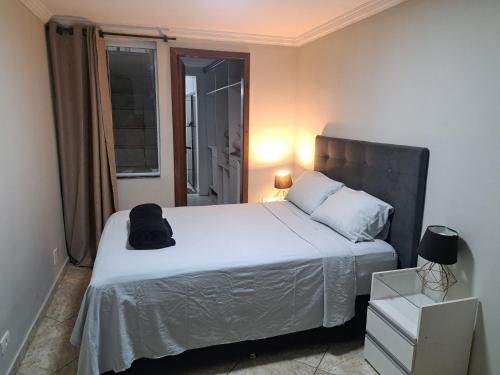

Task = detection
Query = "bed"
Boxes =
[71,136,429,375]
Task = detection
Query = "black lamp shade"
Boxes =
[274,171,292,189]
[417,225,458,265]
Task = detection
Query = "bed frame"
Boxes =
[314,136,429,268]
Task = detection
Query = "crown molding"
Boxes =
[17,0,405,46]
[18,0,52,23]
[167,27,296,47]
[296,0,407,46]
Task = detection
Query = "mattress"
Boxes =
[71,201,396,375]
[352,242,398,295]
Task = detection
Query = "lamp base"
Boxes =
[417,262,457,300]
[274,189,288,199]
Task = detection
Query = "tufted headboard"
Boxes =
[314,136,429,268]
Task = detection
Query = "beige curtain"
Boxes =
[47,22,118,265]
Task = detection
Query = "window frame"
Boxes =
[105,39,161,179]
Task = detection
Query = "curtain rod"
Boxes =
[98,30,176,42]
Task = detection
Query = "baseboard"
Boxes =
[7,257,69,375]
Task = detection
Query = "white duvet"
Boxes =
[71,202,358,375]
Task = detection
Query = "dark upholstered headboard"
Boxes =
[314,136,429,268]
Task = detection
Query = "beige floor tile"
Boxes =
[16,367,51,375]
[278,348,326,369]
[45,285,83,323]
[64,266,92,284]
[314,370,332,375]
[55,359,78,375]
[18,317,78,374]
[317,339,369,374]
[45,267,90,322]
[318,357,377,375]
[60,315,78,329]
[256,342,328,369]
[230,356,316,375]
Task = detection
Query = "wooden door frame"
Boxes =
[170,47,250,206]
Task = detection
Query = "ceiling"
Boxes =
[22,0,406,46]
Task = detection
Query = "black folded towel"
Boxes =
[129,203,176,249]
[130,203,163,222]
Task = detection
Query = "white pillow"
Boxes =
[285,171,344,214]
[311,187,393,242]
[375,220,391,241]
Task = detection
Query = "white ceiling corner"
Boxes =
[18,0,52,23]
[296,0,407,46]
[18,0,406,47]
[167,0,408,46]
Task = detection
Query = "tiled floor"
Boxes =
[17,265,376,375]
[16,266,91,375]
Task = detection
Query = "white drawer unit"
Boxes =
[366,306,415,371]
[364,268,478,375]
[364,335,408,375]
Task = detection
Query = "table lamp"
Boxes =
[274,170,292,198]
[417,225,458,299]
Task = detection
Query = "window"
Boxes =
[107,45,160,177]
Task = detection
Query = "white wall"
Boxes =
[117,40,297,209]
[0,0,68,373]
[295,1,500,374]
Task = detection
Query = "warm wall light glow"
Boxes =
[253,138,288,163]
[297,138,314,168]
[249,124,294,167]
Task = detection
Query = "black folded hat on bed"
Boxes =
[128,203,176,249]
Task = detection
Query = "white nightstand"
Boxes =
[364,268,478,375]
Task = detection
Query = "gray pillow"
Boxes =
[286,171,344,214]
[311,187,393,242]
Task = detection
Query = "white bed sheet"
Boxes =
[71,202,394,375]
[282,202,397,295]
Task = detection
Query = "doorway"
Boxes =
[170,48,250,206]
[185,90,197,192]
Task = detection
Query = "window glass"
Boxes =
[107,45,159,177]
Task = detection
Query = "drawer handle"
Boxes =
[368,305,416,344]
[366,333,411,375]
